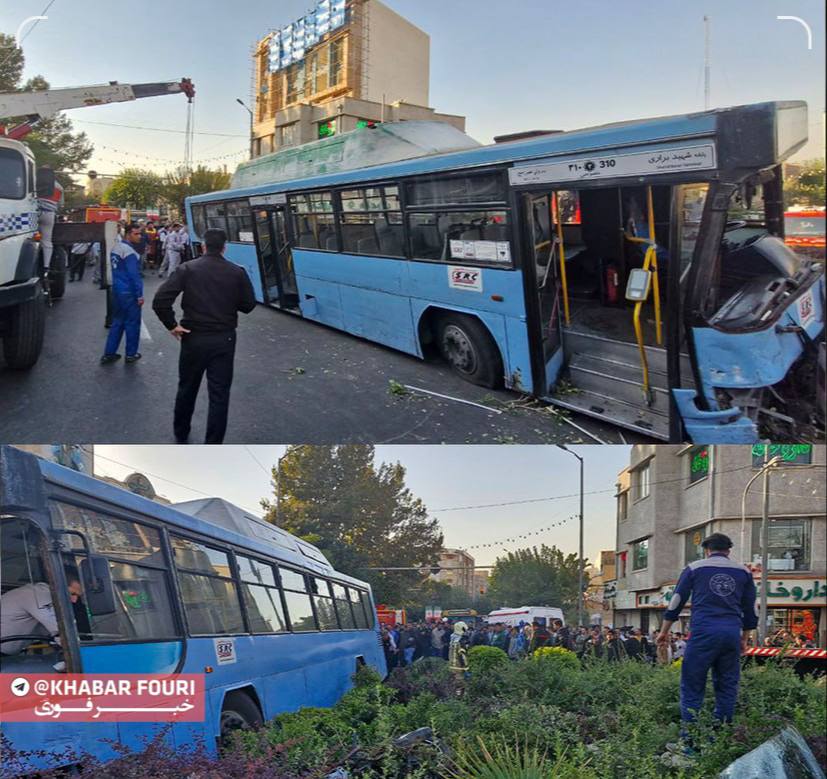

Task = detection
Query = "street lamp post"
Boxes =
[236,98,254,159]
[740,452,781,644]
[557,445,585,628]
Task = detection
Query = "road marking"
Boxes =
[140,320,153,342]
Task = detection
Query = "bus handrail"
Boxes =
[553,193,571,325]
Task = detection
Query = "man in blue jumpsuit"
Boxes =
[657,532,757,735]
[101,223,144,364]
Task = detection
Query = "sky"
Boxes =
[2,0,824,180]
[94,445,630,568]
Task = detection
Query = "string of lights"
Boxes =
[456,514,578,551]
[94,144,248,165]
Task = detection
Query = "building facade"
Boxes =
[432,548,476,596]
[613,445,826,646]
[250,0,464,157]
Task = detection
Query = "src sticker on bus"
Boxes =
[448,266,483,292]
[213,638,237,665]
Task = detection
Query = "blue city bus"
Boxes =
[0,445,386,772]
[186,102,824,443]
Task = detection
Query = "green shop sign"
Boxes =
[751,444,812,466]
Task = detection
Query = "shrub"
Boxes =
[467,645,509,675]
[532,645,579,670]
[387,656,457,702]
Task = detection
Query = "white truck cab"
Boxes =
[0,136,60,369]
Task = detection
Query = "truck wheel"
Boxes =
[219,691,262,752]
[437,313,503,388]
[48,246,67,300]
[2,287,46,370]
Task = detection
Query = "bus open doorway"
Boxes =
[526,183,693,440]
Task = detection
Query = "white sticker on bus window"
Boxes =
[214,637,237,665]
[796,289,815,327]
[474,241,499,261]
[449,239,464,259]
[496,242,512,263]
[448,266,483,292]
[462,241,476,259]
[238,231,255,243]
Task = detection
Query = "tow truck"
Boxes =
[0,79,194,369]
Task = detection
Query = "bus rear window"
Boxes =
[0,148,26,199]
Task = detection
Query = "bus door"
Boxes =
[524,192,566,388]
[253,205,298,310]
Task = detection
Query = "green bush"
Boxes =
[467,645,509,675]
[531,645,579,670]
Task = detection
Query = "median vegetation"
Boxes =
[5,650,823,778]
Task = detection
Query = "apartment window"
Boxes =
[684,526,708,565]
[329,38,344,86]
[279,124,298,149]
[688,446,709,485]
[617,491,628,522]
[632,463,650,502]
[286,61,305,104]
[751,518,812,571]
[632,539,649,571]
[617,552,627,578]
[751,444,812,467]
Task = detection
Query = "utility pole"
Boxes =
[557,445,585,627]
[703,15,711,110]
[237,98,254,160]
[758,445,771,643]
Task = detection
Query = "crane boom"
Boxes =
[0,78,195,140]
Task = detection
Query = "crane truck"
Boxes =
[0,78,195,369]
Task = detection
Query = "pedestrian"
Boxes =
[159,222,185,278]
[657,532,757,750]
[529,620,551,653]
[507,626,521,659]
[605,629,626,662]
[430,621,445,658]
[69,242,90,282]
[553,618,573,651]
[448,621,469,678]
[37,167,63,279]
[490,623,509,652]
[673,632,687,660]
[152,228,256,444]
[100,222,144,365]
[402,625,417,666]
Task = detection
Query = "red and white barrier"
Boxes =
[744,647,827,659]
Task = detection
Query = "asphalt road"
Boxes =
[0,274,638,444]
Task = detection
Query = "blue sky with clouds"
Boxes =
[95,445,630,568]
[3,0,823,178]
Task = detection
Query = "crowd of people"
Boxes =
[379,618,699,669]
[66,219,191,285]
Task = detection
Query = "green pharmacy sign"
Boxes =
[751,444,812,467]
[689,447,709,484]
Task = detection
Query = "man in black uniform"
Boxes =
[152,228,256,444]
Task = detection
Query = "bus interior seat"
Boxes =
[374,217,404,256]
[356,235,379,254]
[323,232,339,251]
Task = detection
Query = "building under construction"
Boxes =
[251,0,465,157]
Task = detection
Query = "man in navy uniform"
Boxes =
[657,532,757,734]
[100,222,144,364]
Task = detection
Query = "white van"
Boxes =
[486,606,565,628]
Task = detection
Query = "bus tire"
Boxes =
[48,247,67,300]
[436,313,503,389]
[2,288,46,370]
[219,691,263,749]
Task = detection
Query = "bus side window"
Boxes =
[170,535,243,635]
[236,555,287,633]
[49,502,179,642]
[278,567,318,632]
[289,192,337,251]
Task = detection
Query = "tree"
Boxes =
[103,168,164,209]
[261,445,444,606]
[487,544,586,622]
[163,166,232,216]
[0,33,24,91]
[0,44,93,186]
[785,159,826,207]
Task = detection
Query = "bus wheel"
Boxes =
[437,314,503,389]
[219,691,263,750]
[2,288,46,370]
[48,247,67,300]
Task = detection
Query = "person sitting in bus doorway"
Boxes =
[0,569,85,656]
[100,222,144,365]
[657,532,758,754]
[152,227,256,444]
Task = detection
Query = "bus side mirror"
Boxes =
[80,555,116,615]
[35,167,56,198]
[625,268,652,302]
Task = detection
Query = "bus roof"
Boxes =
[29,455,369,589]
[189,101,807,207]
